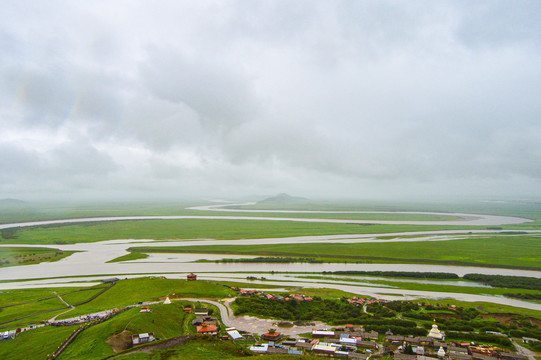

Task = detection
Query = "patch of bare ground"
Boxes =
[106,330,133,353]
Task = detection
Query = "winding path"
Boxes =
[177,298,328,336]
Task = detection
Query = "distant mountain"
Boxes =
[257,193,308,205]
[0,198,28,207]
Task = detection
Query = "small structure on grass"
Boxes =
[187,273,197,281]
[132,333,155,345]
[139,306,151,313]
[163,297,172,305]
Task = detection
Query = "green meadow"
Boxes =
[0,218,478,245]
[59,304,189,360]
[296,275,541,299]
[412,298,541,319]
[107,252,149,263]
[57,278,235,319]
[0,286,111,327]
[0,247,75,267]
[129,234,541,270]
[0,323,78,359]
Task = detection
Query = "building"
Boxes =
[187,273,197,281]
[196,324,218,335]
[192,316,217,326]
[449,353,472,360]
[194,308,209,315]
[1,330,16,340]
[132,333,156,345]
[438,347,446,357]
[313,330,335,338]
[250,344,269,353]
[394,354,418,360]
[357,340,378,349]
[262,332,282,341]
[428,320,444,340]
[312,343,337,355]
[387,335,406,344]
[499,353,528,360]
[226,327,244,340]
[471,352,498,360]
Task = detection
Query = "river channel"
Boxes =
[0,206,539,311]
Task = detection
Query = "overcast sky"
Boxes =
[1,1,540,201]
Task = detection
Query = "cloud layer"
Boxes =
[1,1,540,201]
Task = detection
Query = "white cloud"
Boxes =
[0,0,540,201]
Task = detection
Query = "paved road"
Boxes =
[511,340,537,360]
[177,298,328,336]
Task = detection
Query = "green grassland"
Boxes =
[1,198,539,227]
[0,218,480,245]
[0,324,78,359]
[0,201,203,224]
[60,287,112,305]
[107,252,149,263]
[0,287,79,325]
[0,295,66,325]
[129,234,541,270]
[413,298,541,319]
[297,275,541,299]
[57,278,235,319]
[0,246,75,267]
[0,285,112,327]
[59,304,189,360]
[288,287,365,300]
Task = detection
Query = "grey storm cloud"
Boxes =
[0,0,540,201]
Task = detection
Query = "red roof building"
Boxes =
[197,324,218,335]
[187,273,197,281]
[262,332,282,341]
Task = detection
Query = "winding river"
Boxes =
[0,204,539,311]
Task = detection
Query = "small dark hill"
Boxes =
[257,193,308,206]
[0,199,28,207]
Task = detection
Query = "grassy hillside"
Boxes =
[0,324,77,359]
[60,305,188,360]
[57,278,235,319]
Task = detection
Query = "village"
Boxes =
[1,274,538,360]
[124,279,537,360]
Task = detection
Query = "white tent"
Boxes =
[163,297,172,304]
